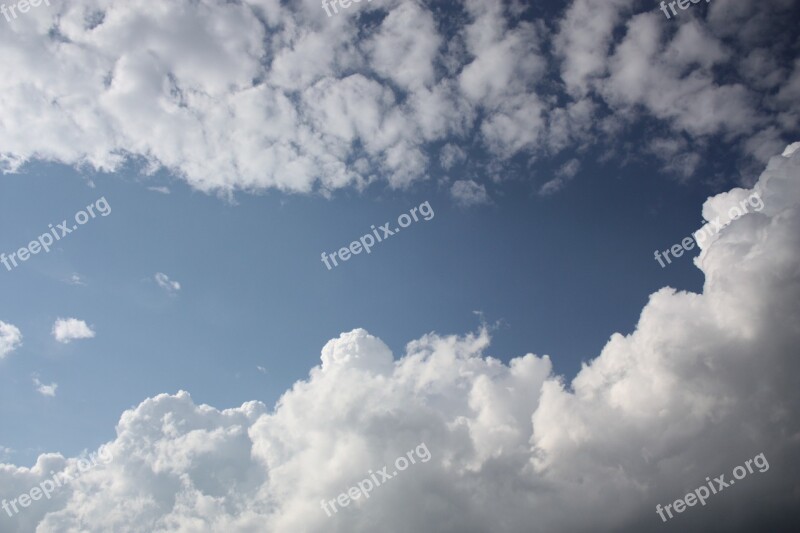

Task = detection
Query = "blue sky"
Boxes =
[1,150,711,464]
[0,0,798,531]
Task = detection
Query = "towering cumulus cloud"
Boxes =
[0,144,797,531]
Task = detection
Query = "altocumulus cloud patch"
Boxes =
[0,0,797,195]
[1,145,798,532]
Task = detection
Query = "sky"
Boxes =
[0,0,799,532]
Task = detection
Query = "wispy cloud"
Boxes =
[33,376,58,397]
[154,273,181,295]
[0,446,12,461]
[539,158,581,196]
[68,273,86,286]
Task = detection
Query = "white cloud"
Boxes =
[439,143,467,170]
[52,318,95,344]
[146,186,171,195]
[154,273,181,294]
[538,178,565,196]
[539,158,581,196]
[0,0,792,196]
[646,137,701,179]
[0,446,12,461]
[0,144,797,532]
[68,273,86,286]
[557,158,581,178]
[33,377,58,397]
[0,320,23,359]
[450,179,490,207]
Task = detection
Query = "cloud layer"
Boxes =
[0,0,796,196]
[1,144,798,531]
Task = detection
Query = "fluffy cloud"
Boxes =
[0,0,795,196]
[1,144,798,532]
[51,318,95,344]
[33,377,58,397]
[450,179,490,207]
[0,321,22,359]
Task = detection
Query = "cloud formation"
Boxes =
[450,179,490,207]
[154,273,181,295]
[1,144,798,532]
[32,377,58,398]
[51,318,95,344]
[0,321,22,359]
[0,0,796,196]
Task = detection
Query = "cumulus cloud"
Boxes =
[33,376,58,397]
[0,0,794,198]
[450,179,490,207]
[0,320,23,359]
[51,318,95,344]
[1,144,798,532]
[154,273,181,295]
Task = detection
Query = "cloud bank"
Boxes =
[1,144,798,531]
[0,0,797,196]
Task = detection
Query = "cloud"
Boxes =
[646,137,702,180]
[146,186,171,195]
[0,446,12,461]
[439,143,467,170]
[0,0,794,199]
[539,159,581,196]
[51,318,95,344]
[33,377,58,397]
[67,274,86,286]
[0,144,797,531]
[450,179,490,207]
[154,273,181,295]
[0,320,23,359]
